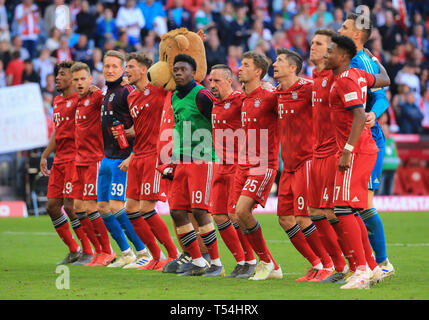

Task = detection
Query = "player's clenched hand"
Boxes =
[365,111,376,128]
[338,150,352,172]
[40,157,50,176]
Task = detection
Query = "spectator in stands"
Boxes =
[248,18,272,51]
[229,4,251,50]
[13,0,41,59]
[41,73,57,98]
[226,44,242,76]
[385,49,403,96]
[329,7,344,32]
[114,31,134,53]
[71,34,93,65]
[378,114,401,195]
[409,24,429,58]
[138,0,166,32]
[421,86,429,133]
[44,0,73,35]
[33,48,54,88]
[311,2,333,26]
[0,59,6,87]
[51,36,72,63]
[95,7,118,48]
[88,46,103,78]
[21,59,41,85]
[139,29,159,61]
[379,9,405,53]
[195,1,216,31]
[11,35,30,62]
[166,0,194,31]
[397,90,424,134]
[76,0,96,41]
[0,39,11,68]
[215,0,235,49]
[205,26,227,73]
[0,0,9,42]
[395,62,421,100]
[287,15,307,49]
[45,27,61,52]
[115,0,145,46]
[5,50,24,86]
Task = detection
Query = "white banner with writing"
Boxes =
[0,83,48,154]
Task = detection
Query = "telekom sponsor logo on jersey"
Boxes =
[158,122,269,171]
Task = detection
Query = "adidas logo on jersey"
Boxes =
[351,196,360,202]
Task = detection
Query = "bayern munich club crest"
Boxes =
[224,102,231,109]
[109,93,115,102]
[84,99,90,106]
[254,99,261,107]
[322,78,328,87]
[292,91,298,100]
[144,88,150,96]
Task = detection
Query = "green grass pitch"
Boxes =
[1,212,428,300]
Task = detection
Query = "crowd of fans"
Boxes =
[1,0,429,135]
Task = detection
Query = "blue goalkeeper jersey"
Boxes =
[351,50,388,148]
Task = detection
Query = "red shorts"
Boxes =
[126,155,166,202]
[333,152,376,209]
[47,161,80,199]
[277,160,311,217]
[168,162,213,211]
[74,161,101,201]
[232,166,277,208]
[308,155,337,209]
[209,164,236,214]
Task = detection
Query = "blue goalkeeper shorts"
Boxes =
[368,146,385,191]
[97,157,127,202]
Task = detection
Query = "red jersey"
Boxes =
[329,68,378,155]
[240,86,279,170]
[157,91,175,164]
[211,90,243,165]
[52,92,79,164]
[74,89,104,165]
[276,78,313,172]
[128,83,167,157]
[312,68,338,158]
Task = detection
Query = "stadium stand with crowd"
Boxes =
[1,0,429,209]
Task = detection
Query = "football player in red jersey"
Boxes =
[273,48,335,282]
[208,64,257,278]
[234,51,281,280]
[324,34,390,289]
[40,61,94,265]
[308,30,350,282]
[122,52,179,270]
[70,62,116,266]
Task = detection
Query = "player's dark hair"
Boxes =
[314,29,337,38]
[125,52,153,69]
[346,12,373,43]
[173,54,197,71]
[58,60,75,70]
[331,35,358,60]
[242,51,269,79]
[211,64,233,79]
[276,48,303,75]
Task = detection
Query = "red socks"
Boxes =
[286,224,321,267]
[355,214,378,270]
[244,222,276,267]
[76,212,102,254]
[52,215,79,253]
[302,223,333,269]
[178,229,202,259]
[233,222,256,262]
[88,211,113,255]
[143,210,178,259]
[312,217,347,272]
[128,212,162,260]
[218,220,245,263]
